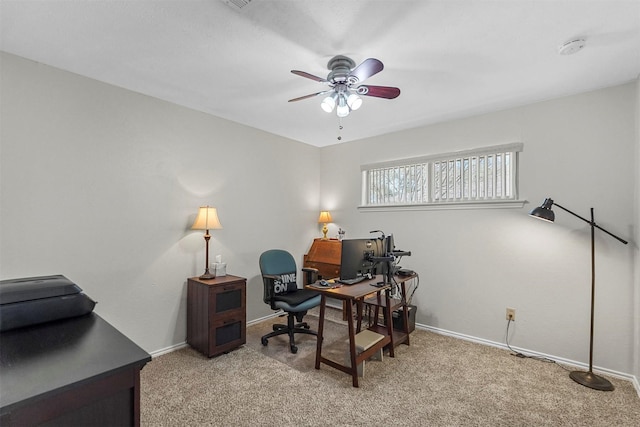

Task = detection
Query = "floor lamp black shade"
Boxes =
[529,198,628,391]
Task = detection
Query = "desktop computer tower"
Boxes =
[392,305,416,333]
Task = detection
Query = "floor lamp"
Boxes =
[529,198,628,391]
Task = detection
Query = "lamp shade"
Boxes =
[318,211,332,223]
[336,94,349,118]
[192,206,223,230]
[321,95,336,113]
[347,93,362,110]
[529,198,555,222]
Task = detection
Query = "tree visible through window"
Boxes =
[361,143,522,207]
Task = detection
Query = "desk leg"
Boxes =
[345,299,359,387]
[401,281,410,346]
[355,299,363,333]
[385,289,395,358]
[315,295,326,370]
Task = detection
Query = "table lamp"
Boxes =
[318,211,332,239]
[529,198,628,391]
[192,206,223,279]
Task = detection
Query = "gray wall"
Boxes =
[0,52,321,352]
[1,52,638,383]
[320,83,638,377]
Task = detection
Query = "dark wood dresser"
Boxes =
[187,275,246,357]
[303,238,342,281]
[0,313,151,426]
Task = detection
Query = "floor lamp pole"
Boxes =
[566,207,616,391]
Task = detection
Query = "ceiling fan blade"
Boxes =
[288,90,331,102]
[291,70,328,83]
[357,85,401,99]
[348,58,384,83]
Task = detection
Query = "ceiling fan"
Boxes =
[288,55,400,117]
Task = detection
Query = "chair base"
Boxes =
[260,311,317,354]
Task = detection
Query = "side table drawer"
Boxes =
[210,282,245,315]
[210,314,246,356]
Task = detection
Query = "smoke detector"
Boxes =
[558,39,586,55]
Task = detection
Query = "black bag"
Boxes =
[0,275,96,331]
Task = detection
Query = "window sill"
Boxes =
[358,200,527,212]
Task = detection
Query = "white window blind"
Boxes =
[361,143,523,208]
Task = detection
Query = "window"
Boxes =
[360,143,523,209]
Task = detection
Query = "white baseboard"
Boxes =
[247,310,285,326]
[417,322,640,397]
[633,375,640,398]
[150,341,189,358]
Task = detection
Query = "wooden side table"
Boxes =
[187,275,246,357]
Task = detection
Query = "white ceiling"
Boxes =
[2,0,639,147]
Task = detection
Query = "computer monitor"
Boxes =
[339,238,383,280]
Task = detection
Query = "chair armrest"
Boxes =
[301,267,319,286]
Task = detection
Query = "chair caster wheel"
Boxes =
[290,345,298,354]
[303,324,310,329]
[261,337,268,346]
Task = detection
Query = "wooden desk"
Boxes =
[308,275,406,387]
[0,313,151,426]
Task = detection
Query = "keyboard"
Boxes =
[336,276,367,285]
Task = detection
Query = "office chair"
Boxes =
[259,249,321,354]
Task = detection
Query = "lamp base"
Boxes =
[199,270,216,280]
[569,370,614,391]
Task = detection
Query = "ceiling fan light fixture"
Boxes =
[347,93,362,110]
[321,94,336,113]
[290,55,400,119]
[336,104,350,117]
[336,94,349,117]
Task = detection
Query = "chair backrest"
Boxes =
[259,249,298,307]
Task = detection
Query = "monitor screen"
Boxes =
[340,238,383,280]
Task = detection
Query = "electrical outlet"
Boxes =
[506,308,516,321]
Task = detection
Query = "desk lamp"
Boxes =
[529,198,628,391]
[192,206,223,280]
[318,211,332,239]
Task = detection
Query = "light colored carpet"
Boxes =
[243,307,353,373]
[141,309,640,426]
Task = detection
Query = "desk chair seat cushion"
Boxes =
[272,289,321,313]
